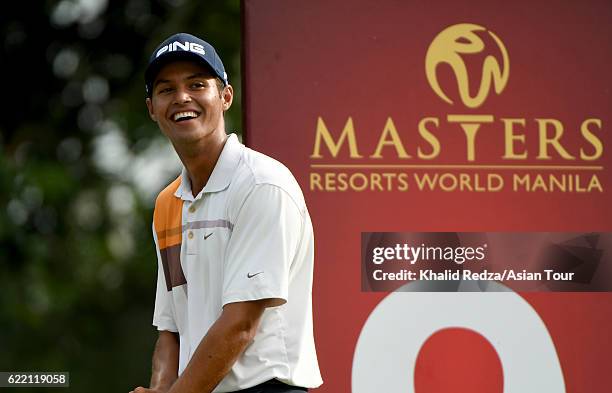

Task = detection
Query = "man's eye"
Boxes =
[191,82,205,89]
[158,87,173,94]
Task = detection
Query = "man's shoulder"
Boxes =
[154,175,182,210]
[232,146,306,210]
[239,147,296,187]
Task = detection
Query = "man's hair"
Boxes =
[215,77,230,116]
[215,78,225,99]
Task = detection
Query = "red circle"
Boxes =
[414,327,504,393]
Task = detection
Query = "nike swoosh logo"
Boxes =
[204,233,213,240]
[247,272,264,278]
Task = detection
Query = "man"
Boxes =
[130,33,322,393]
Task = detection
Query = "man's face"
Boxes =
[146,60,233,146]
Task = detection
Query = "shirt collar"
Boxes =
[174,133,243,201]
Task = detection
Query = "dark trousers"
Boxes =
[234,379,308,392]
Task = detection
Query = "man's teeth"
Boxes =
[173,111,198,121]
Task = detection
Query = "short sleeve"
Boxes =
[151,222,178,332]
[222,184,303,306]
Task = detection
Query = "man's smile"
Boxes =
[172,110,201,122]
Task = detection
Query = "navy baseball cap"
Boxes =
[145,33,228,96]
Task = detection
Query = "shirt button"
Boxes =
[188,231,194,239]
[188,206,195,213]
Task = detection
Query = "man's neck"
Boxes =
[176,132,229,197]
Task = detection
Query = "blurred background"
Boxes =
[0,0,242,391]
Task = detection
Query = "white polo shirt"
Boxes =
[151,134,322,392]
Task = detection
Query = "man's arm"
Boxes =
[167,299,272,393]
[130,330,179,393]
[150,331,180,391]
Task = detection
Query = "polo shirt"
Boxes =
[151,134,322,392]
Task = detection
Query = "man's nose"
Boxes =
[173,87,192,104]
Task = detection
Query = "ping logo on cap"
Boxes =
[156,41,206,58]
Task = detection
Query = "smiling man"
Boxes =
[130,33,322,393]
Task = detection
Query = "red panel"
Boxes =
[243,1,612,391]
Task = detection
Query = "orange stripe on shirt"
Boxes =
[153,176,187,291]
[154,176,183,249]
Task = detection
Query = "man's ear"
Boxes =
[145,97,157,122]
[222,85,234,111]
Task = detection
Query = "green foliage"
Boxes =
[0,1,241,391]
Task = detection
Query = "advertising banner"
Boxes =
[242,1,612,391]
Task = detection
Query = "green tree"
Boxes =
[0,1,241,391]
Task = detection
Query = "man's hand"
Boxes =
[129,387,165,393]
